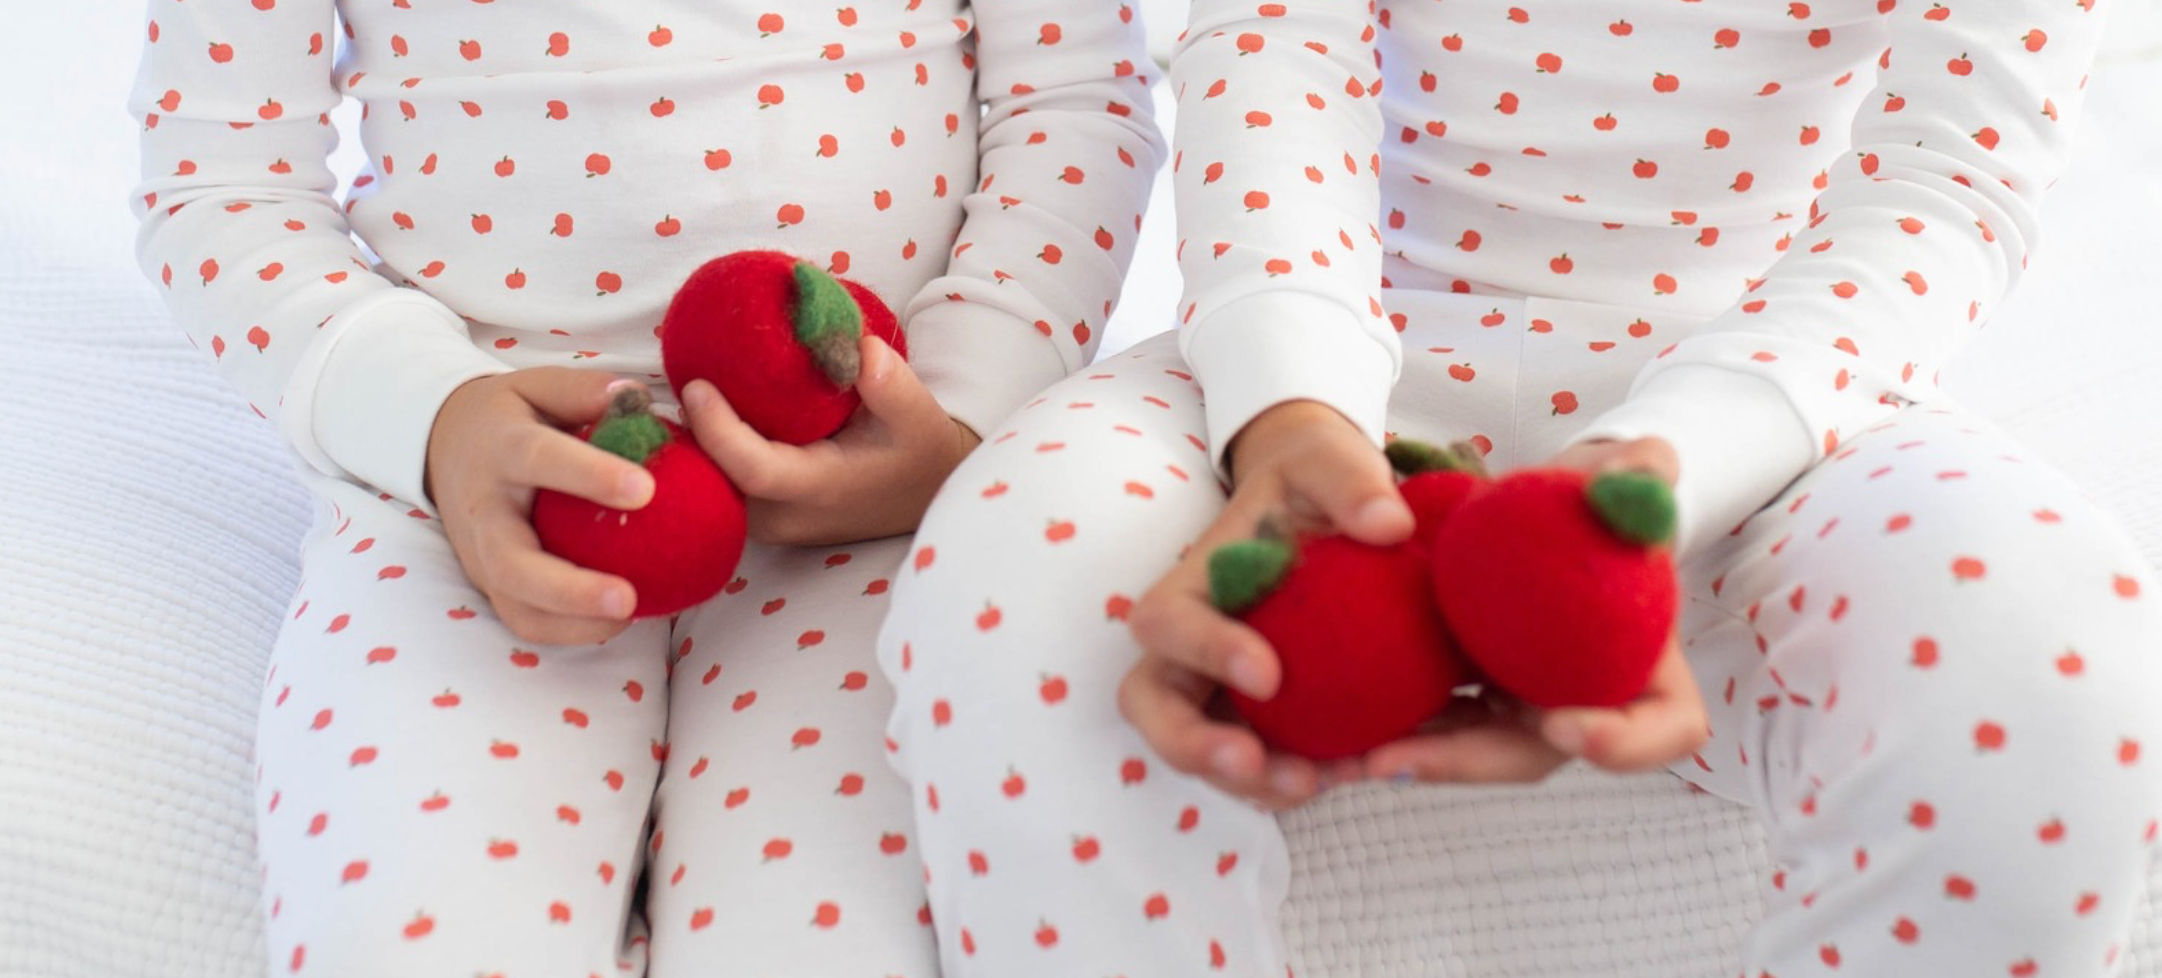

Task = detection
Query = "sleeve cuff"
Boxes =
[903,300,1071,440]
[281,289,512,513]
[1567,364,1817,555]
[1182,292,1398,478]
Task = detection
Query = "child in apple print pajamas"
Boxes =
[881,0,2162,975]
[129,2,1161,975]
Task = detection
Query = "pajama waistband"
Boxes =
[1381,287,1717,473]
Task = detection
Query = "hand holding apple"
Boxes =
[1509,437,1707,770]
[425,368,659,646]
[531,384,747,618]
[680,335,981,547]
[1119,400,1416,810]
[1364,437,1709,782]
[1179,431,1701,787]
[1208,518,1466,762]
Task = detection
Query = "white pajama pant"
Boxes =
[877,292,2162,978]
[253,447,937,977]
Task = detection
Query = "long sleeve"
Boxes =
[1167,1,1393,473]
[1574,0,2110,550]
[130,0,509,511]
[902,1,1167,438]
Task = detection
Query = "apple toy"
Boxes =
[661,250,908,445]
[1384,438,1484,545]
[532,384,747,619]
[1209,520,1467,761]
[1427,456,1679,709]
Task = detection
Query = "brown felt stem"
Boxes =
[605,384,653,421]
[792,261,865,388]
[810,332,861,388]
[1385,438,1491,479]
[588,385,670,464]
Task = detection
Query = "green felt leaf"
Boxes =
[1587,471,1677,546]
[590,411,669,466]
[1208,538,1296,615]
[589,385,668,465]
[792,261,864,386]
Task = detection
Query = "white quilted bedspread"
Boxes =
[3,4,2158,975]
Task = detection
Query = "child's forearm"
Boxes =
[1164,2,1395,478]
[902,1,1167,438]
[1571,2,2110,549]
[131,2,506,509]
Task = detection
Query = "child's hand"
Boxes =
[1363,437,1710,784]
[681,335,980,547]
[425,368,654,646]
[1119,400,1414,810]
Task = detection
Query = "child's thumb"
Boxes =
[855,335,940,426]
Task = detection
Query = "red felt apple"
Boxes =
[660,250,906,445]
[1428,460,1679,709]
[532,385,747,618]
[1385,439,1483,545]
[1210,522,1466,761]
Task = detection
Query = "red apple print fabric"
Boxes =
[883,313,2161,977]
[258,471,937,976]
[1678,400,2162,978]
[1169,0,2109,552]
[879,336,1298,977]
[129,0,1162,512]
[135,1,1163,976]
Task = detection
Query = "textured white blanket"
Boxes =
[3,6,2157,975]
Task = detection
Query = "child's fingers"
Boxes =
[1121,471,1338,809]
[1117,656,1245,776]
[471,507,635,618]
[1540,637,1708,772]
[1364,721,1571,784]
[503,426,655,511]
[1322,756,1372,788]
[1282,434,1413,545]
[680,380,820,499]
[467,508,633,646]
[492,594,636,648]
[1551,436,1681,485]
[1130,483,1303,698]
[1250,754,1327,809]
[1605,436,1681,484]
[505,366,624,427]
[492,543,636,621]
[1116,658,1320,809]
[1130,582,1279,701]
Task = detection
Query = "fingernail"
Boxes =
[873,342,902,387]
[1546,716,1588,756]
[683,381,713,410]
[621,469,654,505]
[602,588,634,619]
[1355,497,1407,533]
[1227,653,1268,698]
[1212,743,1245,779]
[606,378,640,394]
[1269,765,1305,796]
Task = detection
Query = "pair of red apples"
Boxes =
[531,250,905,617]
[1216,441,1680,761]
